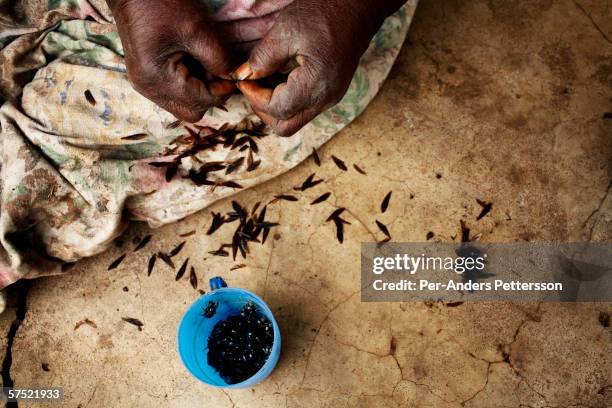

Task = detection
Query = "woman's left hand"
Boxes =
[235,0,406,136]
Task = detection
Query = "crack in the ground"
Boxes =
[573,0,612,45]
[583,178,612,240]
[459,361,493,406]
[503,304,552,407]
[1,281,30,408]
[221,390,236,408]
[299,290,360,388]
[451,304,547,407]
[325,196,378,242]
[274,274,329,311]
[262,203,283,301]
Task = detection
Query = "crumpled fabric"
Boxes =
[0,0,417,292]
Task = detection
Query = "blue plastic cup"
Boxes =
[177,277,281,388]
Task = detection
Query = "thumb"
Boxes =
[242,34,294,80]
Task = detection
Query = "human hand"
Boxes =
[234,0,406,136]
[107,0,236,122]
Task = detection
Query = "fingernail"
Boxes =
[209,80,235,97]
[232,63,253,81]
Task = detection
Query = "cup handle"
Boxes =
[209,276,228,291]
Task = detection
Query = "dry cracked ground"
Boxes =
[1,0,611,407]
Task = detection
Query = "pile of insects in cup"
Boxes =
[203,300,274,384]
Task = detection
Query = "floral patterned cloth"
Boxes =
[0,0,417,292]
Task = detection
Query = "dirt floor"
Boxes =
[1,0,611,407]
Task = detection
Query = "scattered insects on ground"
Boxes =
[207,201,279,260]
[381,191,392,213]
[108,254,126,270]
[175,258,189,280]
[209,246,230,257]
[219,180,243,189]
[151,122,267,188]
[331,155,347,171]
[122,317,144,331]
[271,194,298,203]
[312,148,321,166]
[326,208,345,221]
[226,157,245,175]
[133,234,152,252]
[158,252,175,268]
[295,173,323,191]
[246,150,261,172]
[207,212,225,235]
[189,266,197,289]
[334,218,345,243]
[147,253,156,276]
[326,208,348,243]
[476,199,493,220]
[460,220,471,242]
[353,164,367,175]
[311,192,331,205]
[376,220,391,239]
[169,241,186,257]
[74,318,97,330]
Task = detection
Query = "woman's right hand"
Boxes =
[107,0,236,122]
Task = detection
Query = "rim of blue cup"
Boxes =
[177,281,281,388]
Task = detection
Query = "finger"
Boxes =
[188,28,236,79]
[160,81,234,122]
[208,79,236,98]
[169,52,235,102]
[253,105,320,137]
[235,80,273,111]
[236,66,315,121]
[233,62,254,81]
[148,54,234,122]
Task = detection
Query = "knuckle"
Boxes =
[274,122,298,137]
[250,47,273,69]
[181,19,204,40]
[251,38,283,69]
[166,100,203,123]
[270,103,295,121]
